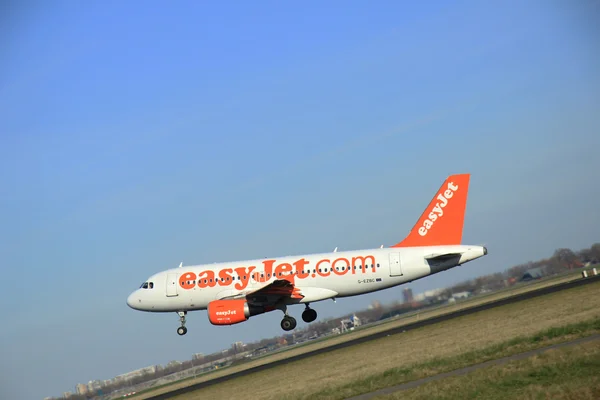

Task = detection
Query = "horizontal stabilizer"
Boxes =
[424,252,464,262]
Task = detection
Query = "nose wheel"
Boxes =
[177,311,187,336]
[302,305,317,323]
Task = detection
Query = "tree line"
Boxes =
[439,243,599,298]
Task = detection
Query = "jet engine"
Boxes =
[207,299,271,325]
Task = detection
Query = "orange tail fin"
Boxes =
[391,174,471,248]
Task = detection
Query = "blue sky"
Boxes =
[1,1,599,398]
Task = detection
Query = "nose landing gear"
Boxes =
[302,304,317,323]
[177,311,188,336]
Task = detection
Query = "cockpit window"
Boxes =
[140,282,149,289]
[149,282,154,289]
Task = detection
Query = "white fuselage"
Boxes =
[126,244,487,312]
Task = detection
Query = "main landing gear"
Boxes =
[278,303,297,331]
[302,305,317,323]
[281,315,297,331]
[279,304,318,331]
[177,311,188,336]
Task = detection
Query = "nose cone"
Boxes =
[127,292,139,310]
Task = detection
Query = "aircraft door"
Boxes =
[166,273,178,297]
[389,252,403,276]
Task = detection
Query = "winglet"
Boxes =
[391,174,471,248]
[178,262,183,268]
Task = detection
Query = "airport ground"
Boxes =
[365,335,600,400]
[130,271,600,400]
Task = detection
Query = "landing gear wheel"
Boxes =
[302,308,317,323]
[176,311,187,336]
[280,316,297,331]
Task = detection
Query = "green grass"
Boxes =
[380,337,600,399]
[286,318,600,400]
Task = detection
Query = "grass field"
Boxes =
[379,336,600,399]
[161,278,600,400]
[131,273,596,400]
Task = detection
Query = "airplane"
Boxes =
[127,173,487,335]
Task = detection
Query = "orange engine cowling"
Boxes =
[207,299,250,325]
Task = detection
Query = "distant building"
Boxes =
[115,365,158,382]
[232,341,245,352]
[192,353,204,361]
[521,267,544,282]
[413,288,444,302]
[340,314,361,332]
[75,383,88,395]
[368,300,382,309]
[451,291,471,300]
[402,288,414,303]
[166,360,182,368]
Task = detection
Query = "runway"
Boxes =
[146,274,600,400]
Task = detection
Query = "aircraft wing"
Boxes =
[245,279,304,306]
[214,278,304,307]
[214,278,304,306]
